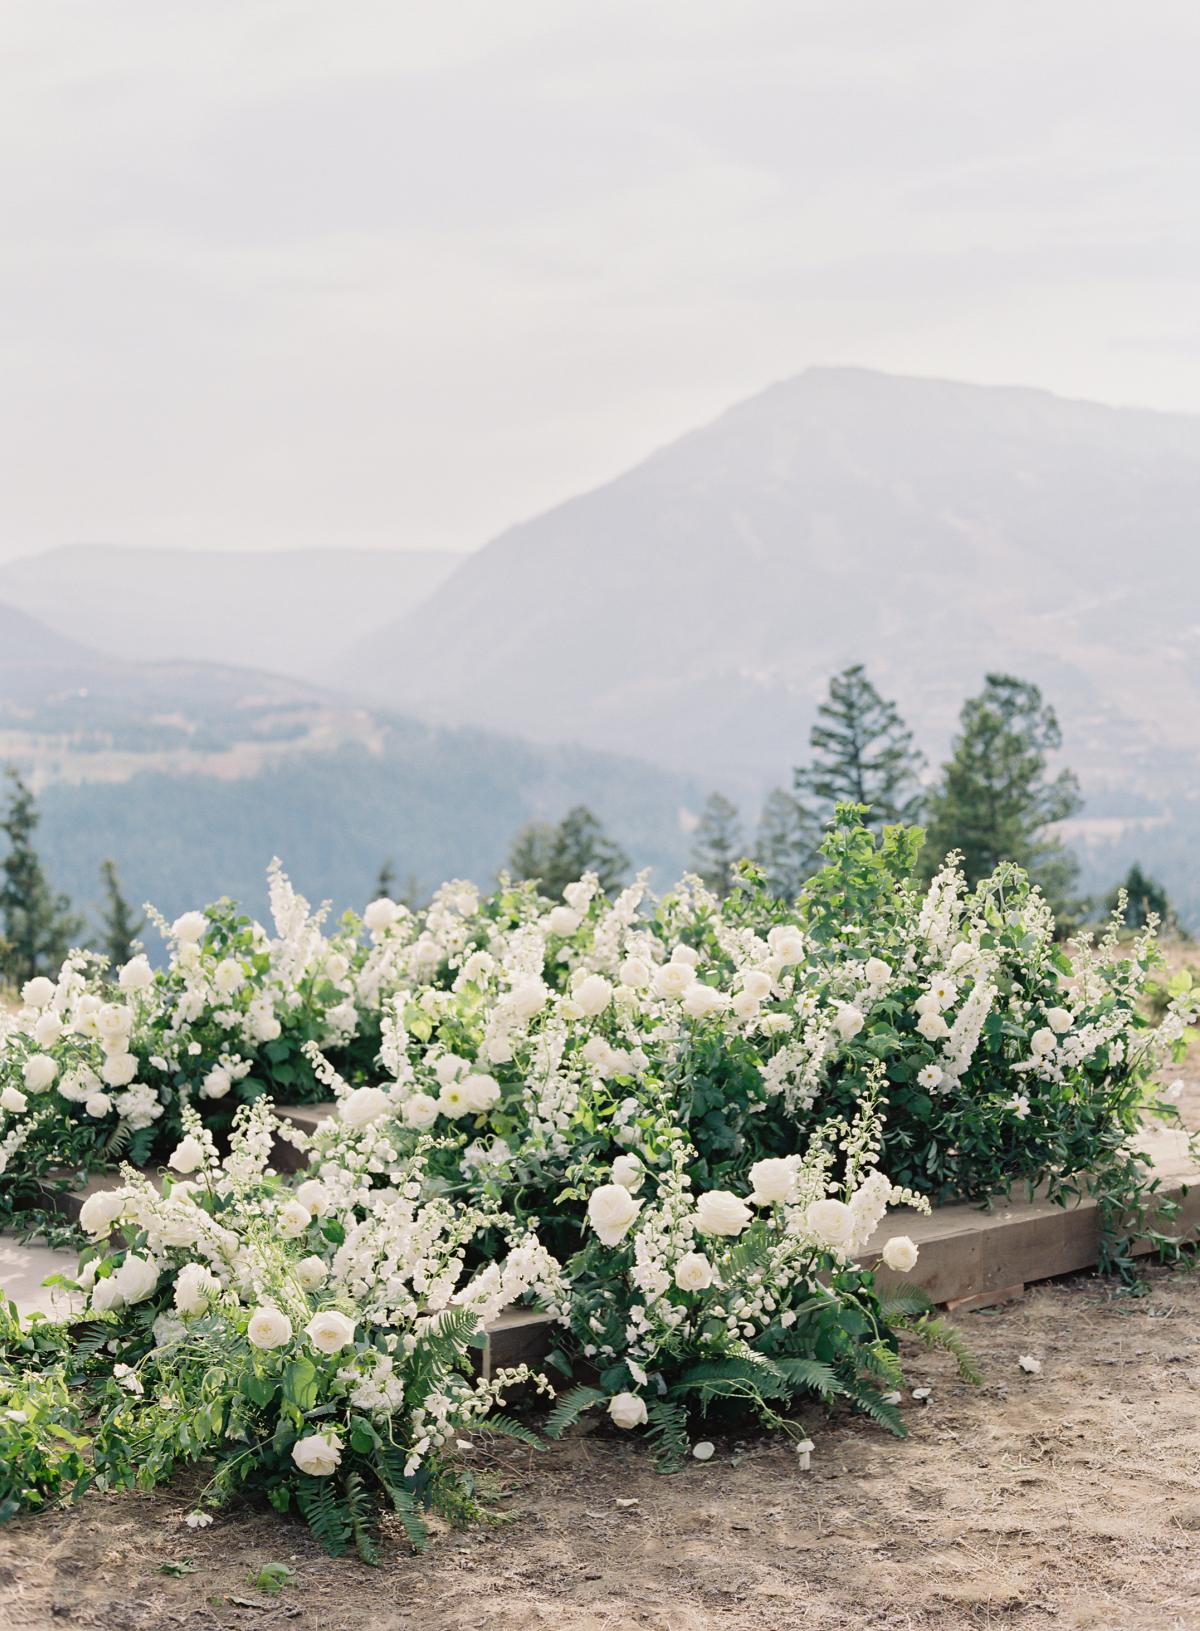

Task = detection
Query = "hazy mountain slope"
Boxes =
[2,546,462,684]
[351,368,1200,786]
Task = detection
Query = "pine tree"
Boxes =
[1105,864,1178,932]
[0,766,84,987]
[506,806,630,898]
[98,858,143,969]
[795,664,924,831]
[922,674,1083,915]
[374,859,397,900]
[690,793,744,898]
[754,787,821,901]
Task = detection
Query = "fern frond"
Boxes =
[388,1483,430,1551]
[644,1398,690,1472]
[903,1313,982,1385]
[343,1470,380,1566]
[770,1356,840,1399]
[877,1287,935,1321]
[543,1384,604,1440]
[842,1378,906,1437]
[671,1356,789,1402]
[296,1476,351,1557]
[471,1414,542,1450]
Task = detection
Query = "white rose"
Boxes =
[1046,1008,1074,1034]
[277,1199,312,1238]
[671,944,699,968]
[741,969,773,1003]
[509,978,548,1021]
[575,974,613,1017]
[90,1277,124,1314]
[213,958,244,996]
[806,1198,854,1249]
[34,1011,64,1048]
[731,990,761,1021]
[914,992,941,1017]
[96,1003,133,1039]
[652,961,696,1001]
[79,1187,126,1238]
[174,1262,220,1316]
[200,1065,231,1100]
[694,1190,752,1237]
[22,1054,58,1093]
[682,982,728,1020]
[864,957,892,988]
[292,1431,342,1477]
[295,1179,329,1217]
[1,1086,28,1114]
[748,1157,796,1205]
[305,1309,356,1355]
[833,1003,864,1040]
[168,1135,205,1175]
[587,1183,643,1246]
[101,1053,138,1088]
[113,1253,158,1305]
[610,1153,644,1192]
[460,1072,501,1112]
[21,976,56,1009]
[881,1235,919,1273]
[363,897,400,934]
[546,905,582,937]
[338,1086,391,1127]
[1030,1027,1057,1057]
[607,1392,648,1430]
[916,1011,950,1042]
[295,1256,328,1291]
[433,1053,467,1085]
[402,1092,440,1129]
[58,1066,99,1104]
[673,1251,714,1291]
[768,926,806,966]
[618,956,650,989]
[85,1092,112,1117]
[118,955,154,993]
[171,911,208,945]
[247,1305,293,1349]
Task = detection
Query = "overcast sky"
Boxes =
[2,1,1199,558]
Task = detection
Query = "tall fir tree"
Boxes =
[374,859,397,900]
[754,787,821,901]
[1105,863,1178,933]
[794,664,924,831]
[689,793,744,898]
[0,766,84,987]
[506,805,630,898]
[98,858,143,969]
[922,674,1083,916]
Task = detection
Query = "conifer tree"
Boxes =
[754,787,821,901]
[374,859,397,900]
[690,793,744,898]
[0,766,83,987]
[1105,864,1178,933]
[795,664,924,831]
[506,806,630,898]
[98,858,143,969]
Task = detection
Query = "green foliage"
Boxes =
[689,793,744,899]
[507,805,631,898]
[0,766,84,986]
[0,1365,90,1521]
[754,787,820,901]
[795,665,925,832]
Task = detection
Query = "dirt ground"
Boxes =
[2,948,1198,1631]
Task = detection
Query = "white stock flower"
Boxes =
[587,1183,643,1246]
[881,1235,919,1273]
[292,1431,342,1476]
[607,1392,647,1430]
[305,1309,356,1355]
[748,1157,796,1205]
[172,911,208,944]
[673,1251,714,1291]
[694,1190,751,1237]
[338,1086,391,1127]
[610,1153,644,1192]
[247,1306,293,1350]
[806,1198,854,1249]
[22,1054,58,1093]
[168,1136,205,1175]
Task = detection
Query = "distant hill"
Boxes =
[1,546,463,684]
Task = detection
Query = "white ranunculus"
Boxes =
[741,969,773,1003]
[363,897,400,934]
[22,1054,58,1093]
[34,1011,64,1048]
[295,1255,328,1291]
[652,961,695,1001]
[881,1235,919,1273]
[277,1199,312,1238]
[694,1190,752,1237]
[292,1431,342,1476]
[618,956,651,989]
[174,1261,220,1316]
[118,954,154,993]
[295,1179,329,1217]
[213,958,244,996]
[172,911,208,945]
[833,1003,864,1041]
[247,1305,293,1349]
[1046,1007,1074,1034]
[673,1251,714,1291]
[546,905,582,937]
[864,957,892,988]
[1,1085,28,1114]
[916,1011,950,1042]
[607,1391,648,1430]
[84,1092,112,1117]
[338,1086,391,1127]
[768,926,806,966]
[168,1135,205,1175]
[305,1309,356,1355]
[748,1157,796,1205]
[610,1153,644,1192]
[114,1253,158,1305]
[1030,1027,1057,1057]
[101,1052,138,1088]
[806,1198,854,1249]
[460,1072,501,1112]
[21,976,56,1009]
[587,1183,643,1246]
[402,1092,440,1129]
[575,974,613,1017]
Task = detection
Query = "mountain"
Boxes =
[349,368,1200,793]
[1,546,462,685]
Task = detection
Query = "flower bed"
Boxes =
[0,808,1192,1556]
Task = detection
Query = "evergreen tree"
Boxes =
[506,806,630,898]
[1105,864,1178,932]
[922,674,1083,915]
[98,858,143,969]
[690,792,744,898]
[0,766,84,987]
[754,787,821,901]
[374,859,397,900]
[794,664,924,831]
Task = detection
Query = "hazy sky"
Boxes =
[3,1,1200,558]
